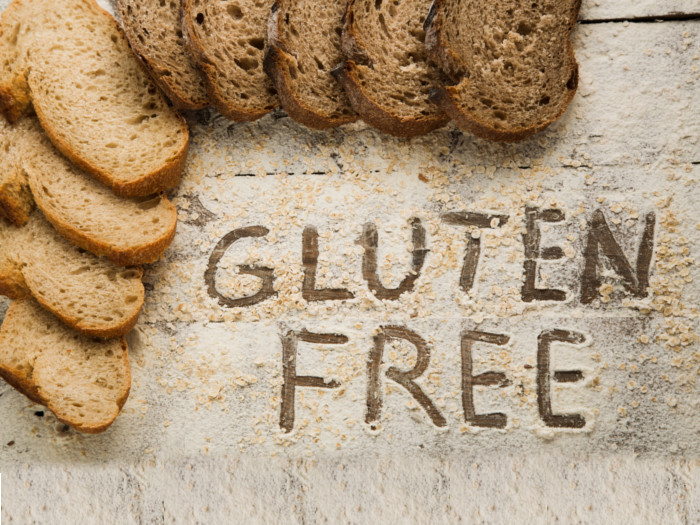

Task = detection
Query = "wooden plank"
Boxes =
[580,0,700,21]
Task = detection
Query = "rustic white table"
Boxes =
[0,0,698,523]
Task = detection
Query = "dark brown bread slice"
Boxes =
[182,0,278,121]
[265,0,357,129]
[119,0,210,110]
[0,0,190,197]
[425,0,581,142]
[0,213,145,338]
[333,0,448,137]
[0,298,131,434]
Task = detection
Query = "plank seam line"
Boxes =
[580,12,700,24]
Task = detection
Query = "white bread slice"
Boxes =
[118,0,210,110]
[17,117,178,266]
[0,0,189,197]
[0,213,145,338]
[0,298,131,434]
[182,0,278,121]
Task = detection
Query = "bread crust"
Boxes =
[118,0,210,111]
[424,0,582,142]
[182,0,276,122]
[0,299,131,433]
[335,0,448,138]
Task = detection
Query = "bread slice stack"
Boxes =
[0,0,189,433]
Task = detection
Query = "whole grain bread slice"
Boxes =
[265,0,357,129]
[17,117,178,266]
[118,0,210,110]
[0,0,189,197]
[425,0,581,142]
[0,298,131,433]
[333,0,448,137]
[0,213,145,338]
[182,0,278,121]
[0,117,33,226]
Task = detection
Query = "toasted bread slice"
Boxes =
[333,0,448,137]
[0,0,189,197]
[118,0,210,110]
[425,0,581,141]
[0,298,131,433]
[182,0,278,121]
[265,0,357,129]
[0,213,145,338]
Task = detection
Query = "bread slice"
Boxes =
[0,298,131,433]
[425,0,581,142]
[0,0,189,197]
[18,118,178,266]
[265,0,357,130]
[0,117,33,226]
[182,0,278,121]
[333,0,448,137]
[0,213,145,338]
[118,0,210,110]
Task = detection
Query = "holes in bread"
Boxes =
[375,0,382,10]
[378,14,389,37]
[195,13,204,25]
[516,22,533,36]
[538,95,550,106]
[227,4,244,19]
[249,38,264,50]
[493,110,507,120]
[235,57,258,72]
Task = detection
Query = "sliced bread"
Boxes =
[118,0,210,110]
[18,118,178,266]
[182,0,278,121]
[333,0,448,137]
[0,0,189,197]
[0,298,131,433]
[265,0,357,129]
[0,213,145,338]
[425,0,581,142]
[0,117,34,226]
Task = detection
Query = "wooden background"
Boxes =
[0,0,698,523]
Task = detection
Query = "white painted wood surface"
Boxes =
[0,0,698,523]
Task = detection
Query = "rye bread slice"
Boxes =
[333,0,448,137]
[265,0,357,130]
[425,0,581,142]
[182,0,278,121]
[118,0,210,110]
[0,298,131,434]
[17,118,178,266]
[0,213,145,338]
[0,0,189,197]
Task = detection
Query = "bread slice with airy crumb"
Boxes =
[182,0,278,121]
[265,0,357,129]
[425,0,581,142]
[0,0,189,197]
[0,298,131,433]
[0,117,33,226]
[118,0,210,110]
[333,0,448,137]
[0,213,145,338]
[18,118,178,266]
